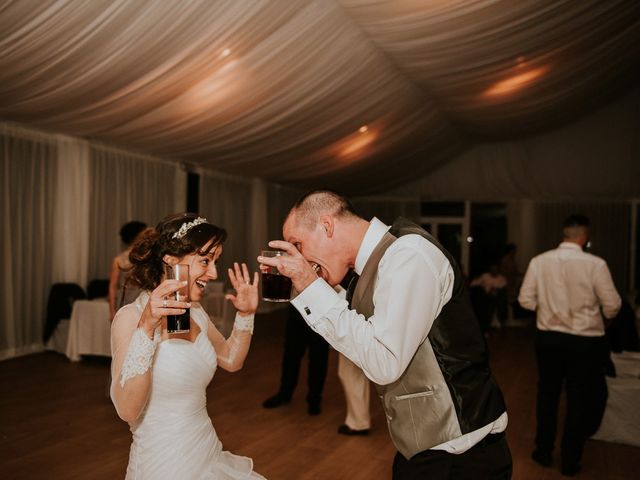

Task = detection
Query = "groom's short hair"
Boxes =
[289,189,359,229]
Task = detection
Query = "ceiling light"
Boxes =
[483,65,549,98]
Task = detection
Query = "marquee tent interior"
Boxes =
[1,0,640,360]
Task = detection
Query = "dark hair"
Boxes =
[129,213,227,290]
[563,214,590,229]
[119,221,147,245]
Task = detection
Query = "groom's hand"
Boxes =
[257,240,318,293]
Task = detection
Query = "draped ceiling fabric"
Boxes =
[395,88,640,201]
[1,0,639,195]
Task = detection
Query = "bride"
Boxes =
[110,213,265,479]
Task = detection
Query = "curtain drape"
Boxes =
[199,171,255,287]
[351,196,421,225]
[0,129,57,359]
[87,145,186,282]
[395,88,640,201]
[52,137,90,287]
[1,123,186,360]
[266,183,305,243]
[534,202,631,293]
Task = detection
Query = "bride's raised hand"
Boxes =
[141,279,190,336]
[225,262,259,316]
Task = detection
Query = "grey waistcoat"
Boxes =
[351,218,506,459]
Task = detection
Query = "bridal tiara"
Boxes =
[172,217,208,239]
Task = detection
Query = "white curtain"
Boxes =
[199,171,255,286]
[87,145,186,281]
[52,137,90,287]
[0,127,57,359]
[0,123,187,360]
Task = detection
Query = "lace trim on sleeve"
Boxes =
[119,328,158,387]
[234,314,254,334]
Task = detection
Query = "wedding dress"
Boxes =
[114,293,265,479]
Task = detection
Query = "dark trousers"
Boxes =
[277,305,329,406]
[392,432,512,479]
[534,330,608,468]
[470,287,508,332]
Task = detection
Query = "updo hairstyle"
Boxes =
[129,213,227,290]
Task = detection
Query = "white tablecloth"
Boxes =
[592,351,640,447]
[65,299,111,361]
[45,319,70,355]
[611,351,640,379]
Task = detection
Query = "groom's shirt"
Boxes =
[292,217,507,453]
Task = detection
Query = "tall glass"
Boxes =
[260,250,292,302]
[164,264,190,333]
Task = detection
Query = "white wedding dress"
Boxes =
[120,295,265,479]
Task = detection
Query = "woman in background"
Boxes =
[108,221,147,319]
[110,213,264,479]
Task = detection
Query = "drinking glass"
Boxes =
[260,250,292,302]
[164,263,190,333]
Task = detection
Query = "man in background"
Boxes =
[262,304,329,415]
[519,214,621,477]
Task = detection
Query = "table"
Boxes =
[591,351,640,447]
[65,299,112,361]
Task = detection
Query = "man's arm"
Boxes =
[594,261,621,319]
[292,239,453,385]
[518,259,538,311]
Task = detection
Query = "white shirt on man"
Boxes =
[518,242,621,337]
[292,217,506,454]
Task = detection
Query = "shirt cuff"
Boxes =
[291,278,341,326]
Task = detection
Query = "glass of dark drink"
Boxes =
[164,263,190,333]
[260,250,292,302]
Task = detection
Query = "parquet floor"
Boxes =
[1,309,638,479]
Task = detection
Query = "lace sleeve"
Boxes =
[233,314,254,334]
[119,328,158,387]
[110,293,159,422]
[207,312,254,372]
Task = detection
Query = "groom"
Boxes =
[259,190,511,479]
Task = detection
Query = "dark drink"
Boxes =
[164,263,190,333]
[167,310,190,333]
[261,272,292,302]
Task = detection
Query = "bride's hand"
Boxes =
[225,262,259,316]
[141,280,190,336]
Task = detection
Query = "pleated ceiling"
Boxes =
[1,0,639,194]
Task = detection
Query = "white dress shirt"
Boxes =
[292,217,507,453]
[518,242,621,336]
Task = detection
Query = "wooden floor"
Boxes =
[1,310,638,480]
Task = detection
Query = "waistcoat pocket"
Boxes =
[395,389,435,401]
